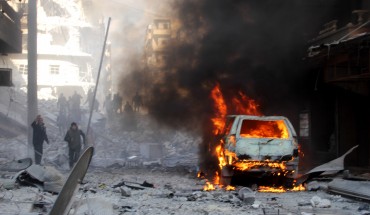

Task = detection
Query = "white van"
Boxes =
[218,115,299,186]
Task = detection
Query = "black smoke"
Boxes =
[119,0,355,171]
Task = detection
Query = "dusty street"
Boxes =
[1,165,368,215]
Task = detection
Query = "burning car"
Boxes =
[216,115,299,187]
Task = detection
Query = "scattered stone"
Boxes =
[238,187,255,204]
[359,203,370,211]
[310,195,331,208]
[305,181,320,191]
[252,200,261,209]
[120,187,131,197]
[0,178,17,190]
[298,200,311,206]
[164,183,173,190]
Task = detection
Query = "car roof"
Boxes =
[227,115,288,121]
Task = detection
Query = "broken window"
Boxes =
[239,119,288,139]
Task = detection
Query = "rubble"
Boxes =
[305,180,328,191]
[328,178,370,201]
[0,158,32,172]
[310,195,331,208]
[238,187,256,204]
[0,92,369,215]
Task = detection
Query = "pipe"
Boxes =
[86,17,111,138]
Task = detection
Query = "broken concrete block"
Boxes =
[358,203,370,211]
[120,187,131,197]
[310,195,331,208]
[298,200,311,206]
[0,158,32,172]
[238,187,255,204]
[305,181,320,191]
[0,179,17,190]
[252,200,261,209]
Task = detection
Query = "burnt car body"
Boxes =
[218,115,299,186]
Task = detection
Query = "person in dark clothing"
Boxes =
[64,122,86,169]
[57,93,68,114]
[124,101,133,113]
[31,115,49,165]
[132,92,143,112]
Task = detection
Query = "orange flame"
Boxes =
[210,83,264,186]
[258,186,286,193]
[239,120,289,139]
[210,83,227,135]
[233,160,287,172]
[258,184,306,193]
[203,181,216,191]
[225,185,236,191]
[231,91,261,116]
[207,83,299,193]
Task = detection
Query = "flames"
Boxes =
[258,184,306,193]
[201,171,236,191]
[211,83,265,173]
[199,83,305,193]
[239,120,289,139]
[233,160,287,172]
[210,83,228,135]
[210,83,260,135]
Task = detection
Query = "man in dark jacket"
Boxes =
[31,115,49,165]
[64,122,86,169]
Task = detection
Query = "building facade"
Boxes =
[303,9,370,168]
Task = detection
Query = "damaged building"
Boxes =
[303,8,370,169]
[3,0,370,214]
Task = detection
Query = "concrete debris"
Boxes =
[358,203,370,211]
[0,158,32,172]
[16,164,65,193]
[69,197,114,215]
[49,147,94,215]
[251,200,261,208]
[305,180,328,191]
[328,178,370,201]
[298,200,312,206]
[238,187,255,204]
[120,187,132,197]
[310,195,331,208]
[0,178,18,190]
[0,90,367,214]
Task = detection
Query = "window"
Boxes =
[19,64,28,75]
[240,119,288,139]
[49,65,60,75]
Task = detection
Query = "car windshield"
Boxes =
[239,119,289,139]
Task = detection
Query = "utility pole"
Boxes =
[27,0,38,153]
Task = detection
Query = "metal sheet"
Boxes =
[0,158,32,172]
[306,145,358,175]
[328,178,370,201]
[49,146,94,215]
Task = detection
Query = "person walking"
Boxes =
[64,122,86,169]
[31,115,49,165]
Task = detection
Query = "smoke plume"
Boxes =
[119,0,352,171]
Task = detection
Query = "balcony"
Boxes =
[0,1,22,53]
